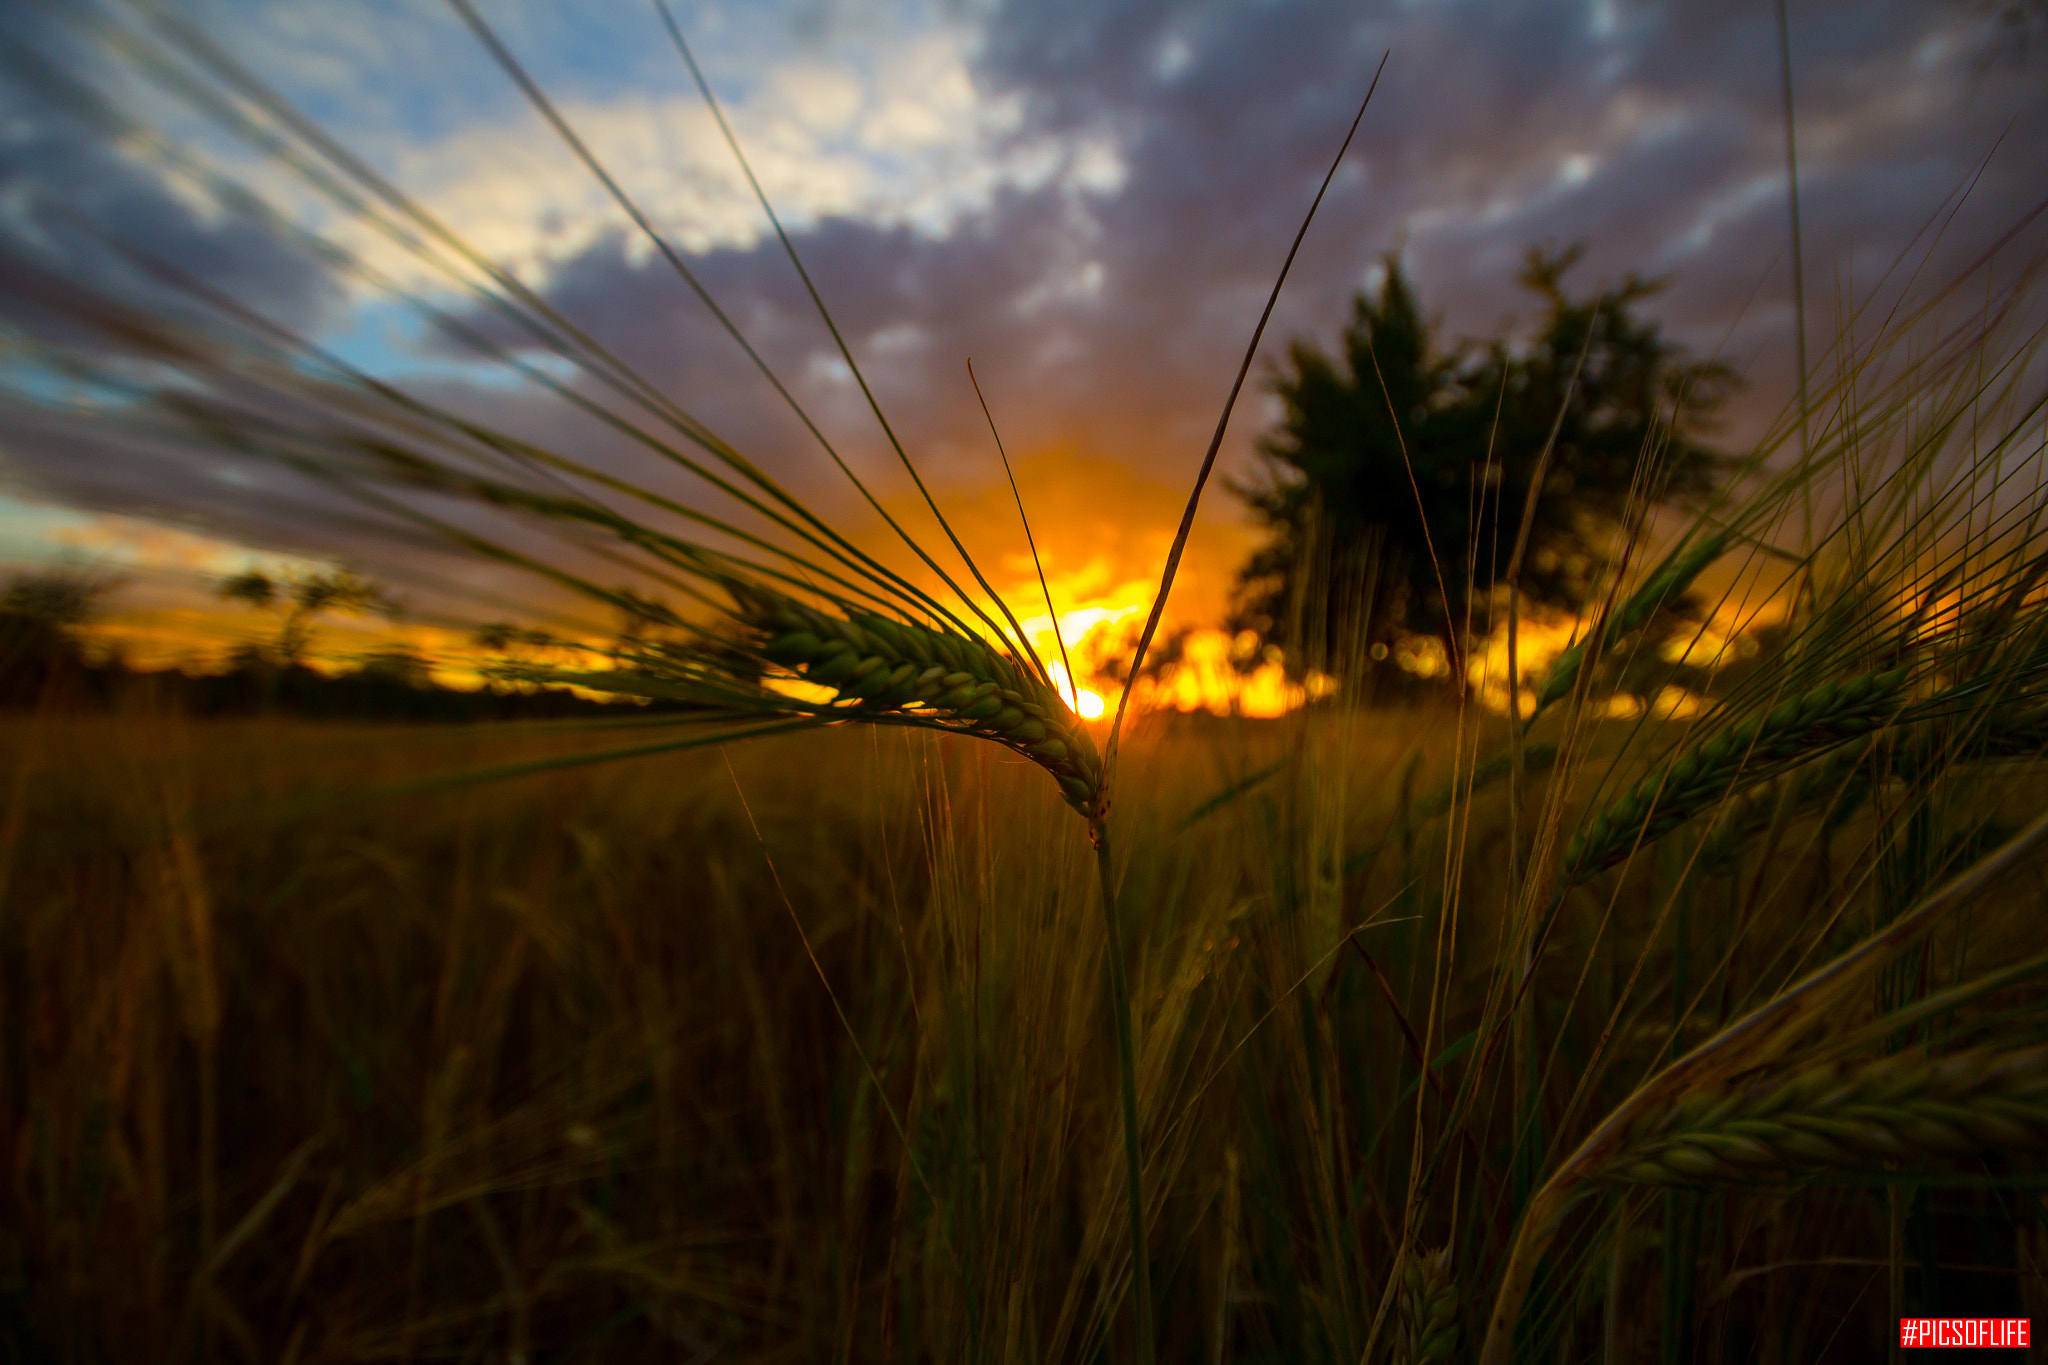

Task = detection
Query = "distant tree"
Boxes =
[353,647,432,688]
[217,566,397,663]
[0,568,118,703]
[1230,245,1736,691]
[215,569,278,612]
[2,570,108,630]
[1091,623,1193,696]
[473,622,563,657]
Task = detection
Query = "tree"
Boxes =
[353,647,433,688]
[1230,245,1736,691]
[0,568,118,705]
[217,566,398,664]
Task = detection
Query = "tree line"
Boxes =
[0,567,621,720]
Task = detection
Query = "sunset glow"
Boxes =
[1046,663,1106,719]
[54,519,1769,724]
[6,10,2043,1353]
[2,0,2030,732]
[1014,599,1142,702]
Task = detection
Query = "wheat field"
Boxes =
[6,4,2048,1363]
[8,668,2048,1362]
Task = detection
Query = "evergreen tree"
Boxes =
[1230,245,1736,692]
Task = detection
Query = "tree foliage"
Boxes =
[1231,245,1736,688]
[0,568,118,704]
[216,566,397,663]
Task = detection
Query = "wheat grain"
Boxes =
[727,581,1105,816]
[1561,665,1908,881]
[1599,1046,2048,1186]
[1391,1245,1460,1365]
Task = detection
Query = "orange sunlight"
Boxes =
[1014,598,1143,719]
[41,461,1791,722]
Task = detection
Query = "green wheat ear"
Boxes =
[724,581,1105,817]
[1392,1245,1460,1365]
[1601,1046,2048,1186]
[1534,528,1731,715]
[1560,664,1909,881]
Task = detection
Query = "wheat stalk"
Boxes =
[1689,697,2048,873]
[1477,808,2048,1365]
[1693,742,1871,873]
[1599,1046,2048,1186]
[480,576,1107,815]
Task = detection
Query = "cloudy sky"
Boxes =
[1,0,2044,693]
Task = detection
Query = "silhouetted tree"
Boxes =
[1231,245,1736,691]
[0,568,118,706]
[353,647,432,689]
[216,566,397,663]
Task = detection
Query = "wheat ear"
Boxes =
[1561,665,1908,881]
[1534,529,1731,714]
[1692,701,2048,872]
[1599,1046,2048,1186]
[727,581,1105,816]
[1391,1245,1461,1365]
[1478,809,2048,1365]
[1694,742,1872,873]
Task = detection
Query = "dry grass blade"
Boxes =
[1106,53,1388,779]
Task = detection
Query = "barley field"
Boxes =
[5,4,2048,1363]
[8,654,2048,1362]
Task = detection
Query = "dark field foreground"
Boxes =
[6,704,2047,1364]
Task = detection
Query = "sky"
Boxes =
[1,0,2044,709]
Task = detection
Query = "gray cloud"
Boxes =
[1,0,2044,624]
[0,6,342,349]
[451,0,2048,490]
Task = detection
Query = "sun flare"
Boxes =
[1045,661,1106,719]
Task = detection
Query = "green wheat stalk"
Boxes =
[1477,806,2048,1365]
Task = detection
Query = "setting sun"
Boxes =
[1045,660,1107,719]
[7,4,2045,1361]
